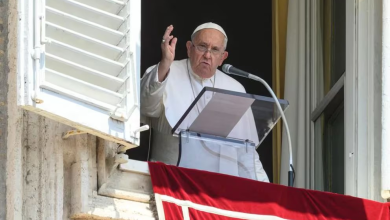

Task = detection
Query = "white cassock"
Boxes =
[141,58,269,182]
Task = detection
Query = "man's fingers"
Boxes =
[160,25,176,61]
[170,37,177,50]
[163,25,173,41]
[167,35,174,43]
[162,35,174,46]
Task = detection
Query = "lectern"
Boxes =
[171,87,289,181]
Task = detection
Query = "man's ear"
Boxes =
[219,51,229,66]
[186,41,192,57]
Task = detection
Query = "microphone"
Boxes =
[222,64,295,187]
[222,64,250,78]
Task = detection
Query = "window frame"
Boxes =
[308,0,347,192]
[308,0,380,199]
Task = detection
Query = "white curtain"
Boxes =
[280,0,311,188]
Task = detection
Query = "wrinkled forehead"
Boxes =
[193,29,225,46]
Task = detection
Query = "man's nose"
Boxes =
[203,50,211,58]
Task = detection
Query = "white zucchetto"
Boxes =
[191,22,228,40]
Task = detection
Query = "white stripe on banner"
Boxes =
[182,206,190,220]
[155,193,290,220]
[154,194,166,220]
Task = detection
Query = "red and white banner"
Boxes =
[148,162,390,220]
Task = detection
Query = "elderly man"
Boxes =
[141,22,269,182]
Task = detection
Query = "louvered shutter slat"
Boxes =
[40,82,117,111]
[45,68,123,104]
[46,7,125,45]
[74,0,126,15]
[47,0,125,30]
[46,39,126,74]
[45,0,130,109]
[18,0,142,147]
[45,54,124,91]
[46,22,124,60]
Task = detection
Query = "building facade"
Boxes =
[0,0,389,219]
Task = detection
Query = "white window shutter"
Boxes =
[18,0,142,148]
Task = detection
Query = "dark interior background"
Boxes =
[127,0,274,182]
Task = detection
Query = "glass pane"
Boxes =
[314,103,344,194]
[316,0,346,101]
[332,0,346,85]
[178,130,257,180]
[326,106,344,194]
[171,87,289,147]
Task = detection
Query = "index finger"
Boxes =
[163,25,174,40]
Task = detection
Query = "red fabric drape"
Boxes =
[148,162,390,220]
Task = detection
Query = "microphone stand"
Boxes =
[247,74,294,187]
[222,65,294,187]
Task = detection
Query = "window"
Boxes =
[17,0,142,148]
[311,0,346,194]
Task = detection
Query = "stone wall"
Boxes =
[0,0,9,218]
[1,2,155,219]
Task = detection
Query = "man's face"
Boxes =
[186,29,228,78]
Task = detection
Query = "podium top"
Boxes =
[171,87,289,147]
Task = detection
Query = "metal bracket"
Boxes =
[31,92,44,104]
[62,129,87,139]
[31,47,41,60]
[132,124,149,135]
[31,47,44,104]
[185,130,190,143]
[110,104,127,121]
[109,101,139,123]
[131,124,149,142]
[179,129,190,143]
[116,125,150,153]
[109,104,135,122]
[39,15,49,44]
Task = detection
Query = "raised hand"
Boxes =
[158,25,177,82]
[161,25,177,63]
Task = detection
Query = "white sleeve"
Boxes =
[140,63,170,118]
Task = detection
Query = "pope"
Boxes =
[140,22,269,182]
